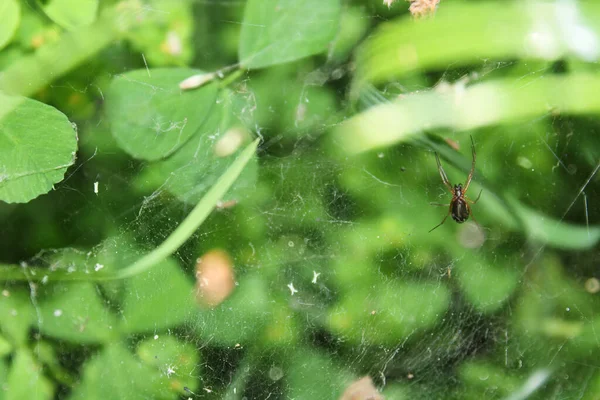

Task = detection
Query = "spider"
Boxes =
[429,136,482,232]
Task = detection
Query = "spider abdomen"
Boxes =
[451,198,469,223]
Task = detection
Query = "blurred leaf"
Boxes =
[286,348,352,399]
[6,349,54,400]
[333,74,600,155]
[136,335,199,394]
[0,2,144,96]
[246,68,338,137]
[459,361,526,397]
[106,68,218,161]
[194,274,270,346]
[70,343,171,400]
[512,198,600,250]
[0,93,77,203]
[0,334,12,357]
[0,0,20,50]
[328,281,450,345]
[33,340,75,386]
[136,91,258,205]
[0,289,35,345]
[38,0,98,30]
[238,0,341,69]
[455,255,520,313]
[353,2,600,88]
[120,258,195,334]
[126,0,193,66]
[37,283,119,344]
[329,6,369,62]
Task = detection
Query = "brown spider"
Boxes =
[429,136,482,232]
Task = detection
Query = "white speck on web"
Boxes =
[287,282,298,295]
[312,271,320,284]
[166,365,176,377]
[94,181,99,194]
[53,309,62,317]
[94,263,104,272]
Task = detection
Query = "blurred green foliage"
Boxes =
[1,0,600,399]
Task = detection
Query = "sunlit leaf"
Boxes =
[332,74,600,155]
[38,0,98,30]
[6,349,54,400]
[353,2,600,88]
[0,93,77,203]
[238,0,341,69]
[0,0,20,50]
[106,68,219,161]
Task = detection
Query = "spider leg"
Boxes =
[466,189,482,204]
[435,152,454,194]
[429,205,452,232]
[466,203,482,229]
[463,135,476,193]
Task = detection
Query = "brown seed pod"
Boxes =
[194,249,236,308]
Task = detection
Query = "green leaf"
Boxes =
[125,0,194,66]
[455,255,520,313]
[38,0,98,30]
[137,91,258,205]
[37,283,119,344]
[70,343,171,400]
[513,199,600,250]
[106,68,218,161]
[194,275,271,346]
[6,349,54,400]
[0,93,77,203]
[287,348,352,399]
[0,3,144,96]
[0,0,20,50]
[136,335,199,394]
[120,258,195,334]
[238,0,341,69]
[332,74,600,155]
[0,334,12,357]
[0,289,35,345]
[353,2,600,88]
[0,139,260,283]
[328,281,451,345]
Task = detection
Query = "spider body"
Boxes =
[450,184,469,223]
[429,137,482,232]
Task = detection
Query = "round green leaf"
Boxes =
[137,93,258,205]
[106,68,219,161]
[38,0,98,30]
[238,0,341,69]
[37,283,119,344]
[0,0,20,50]
[0,93,77,203]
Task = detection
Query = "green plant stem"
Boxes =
[0,1,143,96]
[0,139,259,282]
